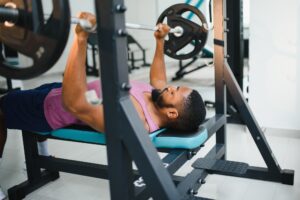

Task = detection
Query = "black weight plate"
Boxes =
[157,3,208,60]
[0,0,70,79]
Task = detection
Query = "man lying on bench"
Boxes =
[0,13,206,198]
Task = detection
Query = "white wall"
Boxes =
[249,0,300,130]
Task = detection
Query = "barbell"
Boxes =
[70,17,184,37]
[83,4,209,60]
[0,1,208,79]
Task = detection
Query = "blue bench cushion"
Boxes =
[37,126,208,150]
[150,126,207,149]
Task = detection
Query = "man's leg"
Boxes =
[37,137,49,157]
[0,108,6,200]
[0,109,7,161]
[0,84,58,171]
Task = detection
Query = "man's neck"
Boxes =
[143,93,166,129]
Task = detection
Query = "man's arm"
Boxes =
[150,24,170,89]
[62,12,105,132]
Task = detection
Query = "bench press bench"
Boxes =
[7,114,294,200]
[7,125,209,200]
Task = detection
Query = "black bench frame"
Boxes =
[8,127,212,200]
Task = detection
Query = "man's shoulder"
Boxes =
[130,80,153,93]
[130,80,151,87]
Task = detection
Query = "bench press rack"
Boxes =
[7,0,294,199]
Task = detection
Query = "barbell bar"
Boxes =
[70,17,184,37]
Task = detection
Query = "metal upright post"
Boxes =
[226,0,244,89]
[95,1,180,199]
[95,1,135,199]
[213,0,227,159]
[226,0,245,124]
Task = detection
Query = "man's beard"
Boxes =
[151,88,169,108]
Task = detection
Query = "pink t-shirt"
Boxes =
[43,80,159,132]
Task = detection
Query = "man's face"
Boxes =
[151,85,192,109]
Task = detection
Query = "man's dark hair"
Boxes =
[167,90,206,132]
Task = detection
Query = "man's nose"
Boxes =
[167,86,176,91]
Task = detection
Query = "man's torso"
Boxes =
[44,80,159,132]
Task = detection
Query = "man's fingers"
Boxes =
[77,12,96,23]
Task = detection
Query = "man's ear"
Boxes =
[166,108,179,119]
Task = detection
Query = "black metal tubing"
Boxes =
[95,0,181,198]
[127,34,150,71]
[202,0,294,186]
[163,149,194,174]
[134,148,201,199]
[192,197,214,200]
[86,41,99,76]
[95,1,153,199]
[176,144,225,200]
[213,0,227,160]
[225,0,245,125]
[119,98,180,199]
[226,0,244,89]
[214,166,294,185]
[8,170,59,200]
[8,114,225,200]
[202,114,226,137]
[243,167,294,185]
[222,61,295,184]
[192,158,294,185]
[37,156,109,179]
[205,144,226,160]
[7,131,60,200]
[130,114,228,199]
[10,127,201,199]
[22,131,43,182]
[173,56,198,80]
[177,169,208,199]
[173,59,213,81]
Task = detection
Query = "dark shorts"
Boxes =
[0,82,62,132]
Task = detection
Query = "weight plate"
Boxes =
[157,4,208,60]
[0,0,70,79]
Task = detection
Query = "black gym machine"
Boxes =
[0,0,295,200]
[94,0,294,199]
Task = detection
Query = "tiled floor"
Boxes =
[0,60,299,200]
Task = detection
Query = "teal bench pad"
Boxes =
[37,126,208,150]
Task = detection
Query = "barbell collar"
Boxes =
[0,7,19,24]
